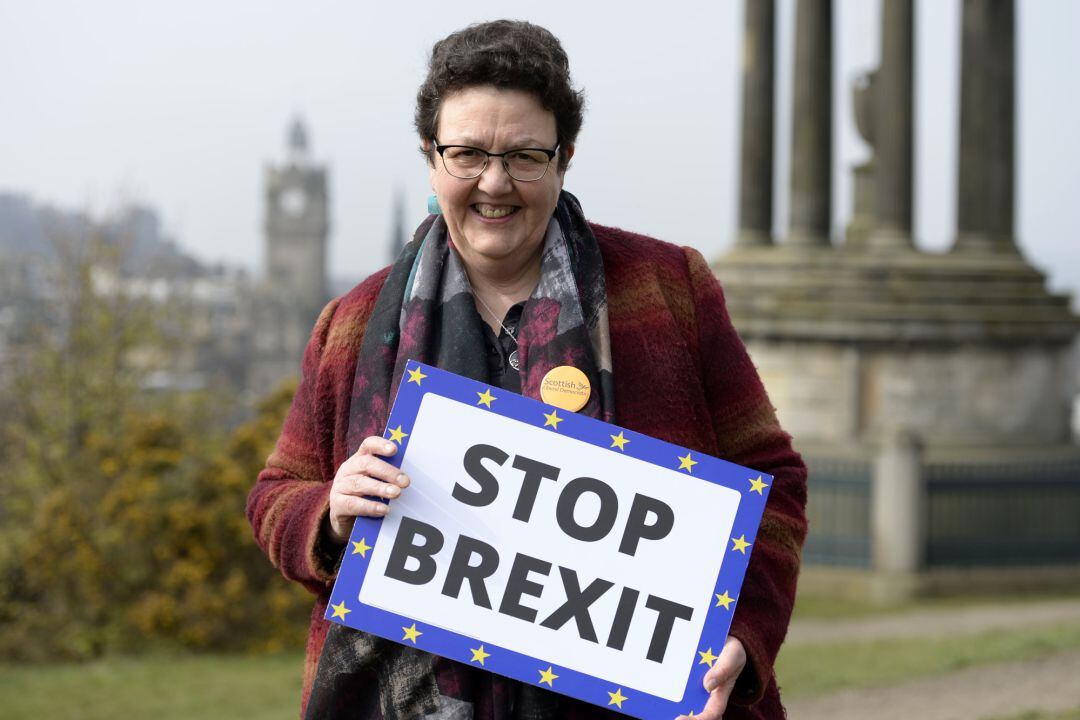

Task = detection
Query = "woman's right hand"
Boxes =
[326,435,411,545]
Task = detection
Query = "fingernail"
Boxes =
[376,504,389,514]
[385,443,396,453]
[398,474,410,487]
[387,486,401,498]
[704,677,718,693]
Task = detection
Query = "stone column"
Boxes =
[736,0,776,248]
[787,0,833,248]
[953,0,1016,253]
[872,429,926,573]
[845,70,877,249]
[867,0,915,251]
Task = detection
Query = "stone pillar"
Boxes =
[867,0,915,251]
[736,0,776,248]
[845,70,877,249]
[872,429,926,573]
[842,345,863,440]
[788,0,833,248]
[954,0,1016,253]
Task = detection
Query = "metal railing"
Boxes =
[803,458,872,567]
[926,458,1080,566]
[802,453,1080,569]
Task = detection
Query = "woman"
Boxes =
[248,19,807,720]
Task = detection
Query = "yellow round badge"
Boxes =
[540,366,591,412]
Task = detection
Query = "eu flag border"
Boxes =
[325,361,773,720]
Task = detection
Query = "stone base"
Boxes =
[798,564,1080,604]
[748,339,1075,447]
[785,231,833,249]
[865,226,915,252]
[714,244,1078,344]
[713,244,1080,447]
[735,228,773,248]
[953,231,1025,255]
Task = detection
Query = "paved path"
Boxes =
[788,599,1080,645]
[784,648,1080,720]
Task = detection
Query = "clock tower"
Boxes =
[264,117,328,312]
[251,117,331,392]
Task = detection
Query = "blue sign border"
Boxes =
[325,361,773,719]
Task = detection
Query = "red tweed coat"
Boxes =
[247,223,808,719]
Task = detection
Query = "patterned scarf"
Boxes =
[306,191,614,720]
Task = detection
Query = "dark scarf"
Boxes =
[306,191,614,720]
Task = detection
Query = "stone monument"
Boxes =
[717,0,1080,589]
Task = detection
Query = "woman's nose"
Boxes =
[476,157,514,195]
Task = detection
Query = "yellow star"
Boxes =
[607,688,628,708]
[543,409,562,429]
[469,645,491,666]
[351,538,372,557]
[330,600,350,620]
[610,431,630,451]
[402,623,422,643]
[476,388,496,408]
[698,647,719,667]
[678,452,698,473]
[714,590,735,610]
[538,666,559,686]
[387,425,409,444]
[731,534,752,554]
[407,366,427,385]
[748,475,769,495]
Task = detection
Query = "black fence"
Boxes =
[926,458,1080,566]
[802,454,1080,569]
[803,458,872,567]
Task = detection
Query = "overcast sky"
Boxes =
[2,0,1078,301]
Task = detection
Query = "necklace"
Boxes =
[474,293,521,371]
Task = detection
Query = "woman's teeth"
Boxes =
[474,204,518,218]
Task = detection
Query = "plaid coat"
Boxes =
[247,223,808,719]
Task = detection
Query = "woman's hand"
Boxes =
[676,636,747,720]
[326,436,411,544]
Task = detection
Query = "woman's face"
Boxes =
[428,86,572,275]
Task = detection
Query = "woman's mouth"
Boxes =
[472,203,519,219]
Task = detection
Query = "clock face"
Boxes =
[279,187,307,217]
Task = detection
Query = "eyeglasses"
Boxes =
[433,139,559,182]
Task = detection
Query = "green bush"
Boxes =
[0,232,311,661]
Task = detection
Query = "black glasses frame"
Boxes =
[433,139,559,181]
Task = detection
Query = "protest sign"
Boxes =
[325,362,773,719]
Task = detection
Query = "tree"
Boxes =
[0,215,310,661]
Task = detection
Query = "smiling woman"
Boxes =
[426,86,569,299]
[247,18,807,720]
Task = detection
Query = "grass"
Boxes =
[0,653,304,720]
[791,591,1080,622]
[776,621,1080,698]
[990,711,1080,720]
[789,593,923,620]
[4,595,1080,719]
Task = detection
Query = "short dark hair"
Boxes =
[415,20,585,171]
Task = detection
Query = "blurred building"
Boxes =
[0,119,333,410]
[717,0,1080,593]
[0,195,255,396]
[249,118,331,394]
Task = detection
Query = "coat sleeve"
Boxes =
[246,298,345,596]
[683,246,809,706]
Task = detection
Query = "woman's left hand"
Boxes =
[675,636,746,720]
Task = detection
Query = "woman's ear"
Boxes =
[559,143,576,177]
[563,143,576,165]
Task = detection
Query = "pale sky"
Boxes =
[2,0,1078,301]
